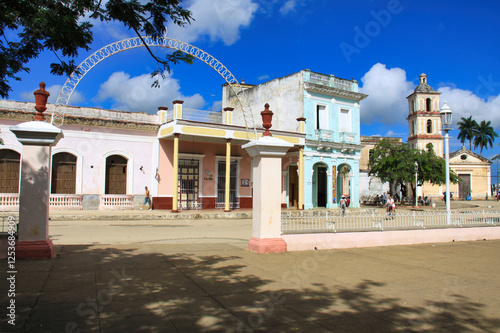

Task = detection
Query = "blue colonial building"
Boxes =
[223,69,367,209]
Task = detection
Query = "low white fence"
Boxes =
[0,194,19,211]
[281,210,500,234]
[99,195,133,210]
[0,193,83,211]
[50,194,82,210]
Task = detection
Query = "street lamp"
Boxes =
[414,161,418,207]
[440,101,452,225]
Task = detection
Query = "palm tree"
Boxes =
[473,120,499,156]
[457,116,479,150]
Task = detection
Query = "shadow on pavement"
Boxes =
[1,244,499,332]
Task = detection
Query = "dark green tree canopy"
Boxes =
[368,139,459,196]
[0,0,193,98]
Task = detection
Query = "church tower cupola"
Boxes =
[406,73,443,156]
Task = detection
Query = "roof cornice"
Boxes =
[304,82,368,101]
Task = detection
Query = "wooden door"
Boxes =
[0,149,20,193]
[105,155,127,194]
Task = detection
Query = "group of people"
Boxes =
[418,196,431,206]
[374,192,391,206]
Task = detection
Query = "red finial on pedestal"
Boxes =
[33,82,50,121]
[261,103,274,137]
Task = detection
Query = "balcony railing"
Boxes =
[167,108,224,124]
[315,129,334,142]
[99,195,133,210]
[340,132,356,143]
[333,77,354,91]
[306,73,355,92]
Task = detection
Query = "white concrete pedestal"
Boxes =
[243,136,293,253]
[10,121,62,259]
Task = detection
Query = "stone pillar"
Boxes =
[172,133,180,212]
[223,107,234,125]
[224,139,232,212]
[9,82,62,259]
[173,100,183,120]
[297,117,306,134]
[157,106,168,124]
[243,104,293,253]
[298,146,304,210]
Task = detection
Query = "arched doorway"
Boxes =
[51,152,77,194]
[287,164,298,208]
[313,163,328,207]
[0,149,20,193]
[105,155,128,194]
[337,164,351,203]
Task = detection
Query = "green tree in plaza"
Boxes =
[0,0,193,98]
[368,139,417,196]
[368,139,459,199]
[414,143,460,186]
[457,116,479,151]
[473,120,499,156]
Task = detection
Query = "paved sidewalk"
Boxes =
[1,239,500,332]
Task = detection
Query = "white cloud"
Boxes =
[20,84,85,105]
[359,62,500,139]
[257,74,270,81]
[279,0,296,15]
[96,71,205,112]
[359,63,415,125]
[167,0,258,45]
[439,86,500,128]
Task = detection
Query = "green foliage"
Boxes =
[368,139,459,193]
[456,116,479,150]
[473,120,499,156]
[0,0,193,98]
[415,143,460,185]
[368,139,417,188]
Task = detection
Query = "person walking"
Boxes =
[385,195,394,216]
[340,196,347,217]
[140,186,152,210]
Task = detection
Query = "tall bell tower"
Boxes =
[407,73,443,156]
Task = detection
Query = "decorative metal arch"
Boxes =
[53,36,256,136]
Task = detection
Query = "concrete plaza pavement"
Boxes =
[1,202,500,332]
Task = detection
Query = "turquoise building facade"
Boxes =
[222,69,367,210]
[301,70,367,209]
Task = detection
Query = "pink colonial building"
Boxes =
[0,99,305,211]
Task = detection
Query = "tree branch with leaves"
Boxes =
[0,0,194,98]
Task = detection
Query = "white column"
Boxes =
[10,121,62,259]
[243,136,293,253]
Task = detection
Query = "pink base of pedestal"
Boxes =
[248,237,287,253]
[16,239,54,259]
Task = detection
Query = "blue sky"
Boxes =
[4,0,500,182]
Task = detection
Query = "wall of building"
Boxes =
[223,72,304,132]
